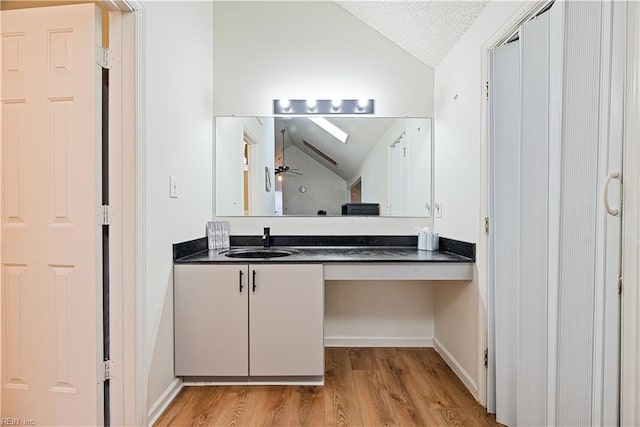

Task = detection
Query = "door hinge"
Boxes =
[619,276,623,295]
[100,205,110,226]
[102,359,113,381]
[484,217,490,235]
[484,349,488,368]
[96,46,112,69]
[485,81,489,101]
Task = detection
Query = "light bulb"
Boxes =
[357,98,369,109]
[331,99,342,109]
[277,175,283,182]
[306,99,317,110]
[279,99,291,110]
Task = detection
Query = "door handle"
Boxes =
[239,270,243,292]
[252,269,257,292]
[603,171,621,216]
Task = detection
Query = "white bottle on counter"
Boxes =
[426,232,439,251]
[414,227,429,250]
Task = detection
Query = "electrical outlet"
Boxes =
[434,201,442,218]
[169,176,179,198]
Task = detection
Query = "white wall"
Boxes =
[325,281,435,347]
[281,146,347,216]
[213,1,433,118]
[433,0,528,404]
[212,1,436,358]
[143,0,213,411]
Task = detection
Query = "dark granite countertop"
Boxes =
[174,245,473,264]
[173,235,475,265]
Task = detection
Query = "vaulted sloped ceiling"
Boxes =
[336,0,489,68]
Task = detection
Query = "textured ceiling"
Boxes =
[336,0,489,68]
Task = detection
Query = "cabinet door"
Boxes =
[174,264,248,376]
[249,264,324,376]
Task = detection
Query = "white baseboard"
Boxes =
[183,379,324,386]
[147,377,183,427]
[324,336,433,347]
[433,337,478,398]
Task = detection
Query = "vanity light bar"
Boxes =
[273,99,375,115]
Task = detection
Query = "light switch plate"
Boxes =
[169,176,179,198]
[434,201,442,218]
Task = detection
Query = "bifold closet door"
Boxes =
[517,10,552,427]
[490,2,623,426]
[554,2,622,425]
[554,4,604,420]
[489,39,520,427]
[490,11,554,424]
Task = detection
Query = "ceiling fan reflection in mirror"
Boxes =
[275,128,303,176]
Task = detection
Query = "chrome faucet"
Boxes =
[262,227,271,248]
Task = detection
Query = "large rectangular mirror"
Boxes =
[215,116,432,217]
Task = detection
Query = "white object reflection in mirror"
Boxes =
[308,117,349,144]
[215,116,432,217]
[265,166,271,192]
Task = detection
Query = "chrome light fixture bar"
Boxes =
[273,99,374,115]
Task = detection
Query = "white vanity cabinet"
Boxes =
[174,263,324,378]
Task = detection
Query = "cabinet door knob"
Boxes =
[252,269,257,292]
[239,270,244,292]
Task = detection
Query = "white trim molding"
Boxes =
[434,337,478,399]
[147,378,183,427]
[114,1,148,426]
[324,336,434,347]
[622,1,640,425]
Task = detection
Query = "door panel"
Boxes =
[174,265,249,376]
[249,264,323,376]
[1,4,102,425]
[489,39,521,425]
[517,11,550,426]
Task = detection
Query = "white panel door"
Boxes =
[174,264,249,376]
[1,4,102,425]
[249,264,323,376]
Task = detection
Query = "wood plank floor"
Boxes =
[154,348,500,426]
